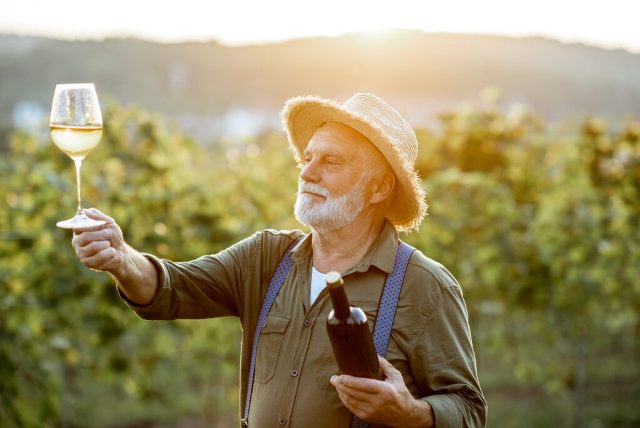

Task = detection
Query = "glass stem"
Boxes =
[73,157,84,215]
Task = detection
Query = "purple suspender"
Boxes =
[350,241,414,428]
[242,236,303,427]
[242,239,415,428]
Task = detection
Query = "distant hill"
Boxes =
[1,30,639,140]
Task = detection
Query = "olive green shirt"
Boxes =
[123,222,486,427]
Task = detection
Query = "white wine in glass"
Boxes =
[50,83,106,229]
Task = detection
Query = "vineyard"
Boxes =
[1,97,639,427]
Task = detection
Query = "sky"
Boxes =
[2,0,640,53]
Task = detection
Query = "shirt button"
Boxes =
[303,320,312,327]
[279,417,287,425]
[290,369,299,377]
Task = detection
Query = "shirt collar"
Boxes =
[291,220,399,275]
[291,232,313,262]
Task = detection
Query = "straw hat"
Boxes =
[282,92,427,232]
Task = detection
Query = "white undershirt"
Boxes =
[310,267,327,305]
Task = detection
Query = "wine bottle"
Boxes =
[325,271,380,379]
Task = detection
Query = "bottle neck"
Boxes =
[328,284,351,320]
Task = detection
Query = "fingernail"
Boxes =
[330,375,337,385]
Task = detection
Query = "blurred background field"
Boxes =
[1,27,640,428]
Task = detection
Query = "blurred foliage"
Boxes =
[0,104,298,427]
[409,97,640,427]
[1,99,639,427]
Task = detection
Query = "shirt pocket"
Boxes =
[255,314,290,384]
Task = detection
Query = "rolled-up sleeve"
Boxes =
[117,233,261,320]
[117,253,175,318]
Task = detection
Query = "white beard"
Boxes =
[294,177,368,233]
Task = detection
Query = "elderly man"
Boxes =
[72,93,486,427]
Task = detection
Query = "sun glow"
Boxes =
[2,0,639,52]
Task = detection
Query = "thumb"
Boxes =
[378,355,402,382]
[84,208,114,224]
[73,208,113,234]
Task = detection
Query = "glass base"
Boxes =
[56,212,106,229]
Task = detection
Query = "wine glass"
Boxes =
[50,83,106,229]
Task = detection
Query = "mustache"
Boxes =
[298,182,330,197]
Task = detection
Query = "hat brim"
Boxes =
[282,95,426,232]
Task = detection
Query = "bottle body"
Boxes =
[325,271,380,379]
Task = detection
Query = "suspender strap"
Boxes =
[372,241,414,356]
[350,241,415,428]
[242,236,303,427]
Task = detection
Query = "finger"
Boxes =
[76,240,112,259]
[73,228,114,247]
[337,381,386,403]
[335,388,349,404]
[332,374,383,394]
[378,356,402,382]
[83,208,115,224]
[73,222,107,234]
[335,389,359,413]
[335,389,374,419]
[332,379,381,421]
[79,246,119,271]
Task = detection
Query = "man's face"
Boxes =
[294,122,376,232]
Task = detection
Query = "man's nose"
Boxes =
[300,159,320,183]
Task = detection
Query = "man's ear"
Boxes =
[369,171,396,204]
